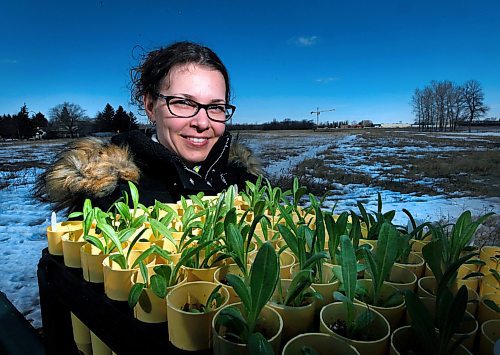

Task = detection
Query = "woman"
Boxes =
[36,41,262,213]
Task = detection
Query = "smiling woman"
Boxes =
[35,41,263,213]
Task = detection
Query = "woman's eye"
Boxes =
[209,105,226,113]
[171,99,197,108]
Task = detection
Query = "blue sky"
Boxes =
[1,0,499,124]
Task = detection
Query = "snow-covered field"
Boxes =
[0,130,499,328]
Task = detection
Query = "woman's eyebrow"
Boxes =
[173,93,226,103]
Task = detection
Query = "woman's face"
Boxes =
[144,63,227,165]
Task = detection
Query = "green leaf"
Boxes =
[284,269,313,307]
[115,202,131,223]
[128,181,140,212]
[422,238,444,283]
[150,274,168,298]
[97,222,123,255]
[404,289,436,354]
[215,306,249,342]
[339,235,357,302]
[248,332,274,355]
[205,284,224,312]
[138,261,148,286]
[109,254,127,270]
[128,282,145,308]
[248,242,279,331]
[360,248,379,300]
[302,251,329,270]
[438,286,468,352]
[153,264,172,281]
[83,235,104,253]
[278,224,298,256]
[226,274,252,315]
[352,307,375,337]
[484,299,500,312]
[375,222,400,286]
[149,218,176,245]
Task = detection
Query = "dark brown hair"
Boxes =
[130,41,231,112]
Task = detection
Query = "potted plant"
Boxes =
[357,222,406,330]
[212,242,282,354]
[320,235,390,355]
[401,208,433,255]
[167,281,229,351]
[356,192,396,249]
[401,286,473,354]
[478,292,500,324]
[46,211,83,256]
[479,319,500,355]
[282,333,360,355]
[397,237,481,354]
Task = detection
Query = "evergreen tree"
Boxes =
[96,103,115,132]
[112,106,139,132]
[16,104,33,139]
[31,112,48,129]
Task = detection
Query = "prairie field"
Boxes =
[235,128,500,198]
[0,128,499,328]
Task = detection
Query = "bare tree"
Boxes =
[49,102,87,138]
[463,80,489,132]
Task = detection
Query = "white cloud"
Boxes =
[291,36,319,47]
[315,77,339,84]
[1,58,18,64]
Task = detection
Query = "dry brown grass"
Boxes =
[249,128,500,199]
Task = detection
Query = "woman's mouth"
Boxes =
[184,136,209,146]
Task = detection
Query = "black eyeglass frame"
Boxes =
[154,93,236,122]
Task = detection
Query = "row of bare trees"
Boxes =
[411,79,489,132]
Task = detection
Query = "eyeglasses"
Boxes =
[155,93,236,122]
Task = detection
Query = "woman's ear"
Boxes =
[143,93,155,123]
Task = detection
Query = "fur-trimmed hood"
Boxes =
[35,132,262,212]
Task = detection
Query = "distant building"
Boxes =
[380,122,412,128]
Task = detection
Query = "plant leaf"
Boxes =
[339,235,357,302]
[248,242,279,332]
[404,289,436,354]
[128,282,145,308]
[150,274,168,298]
[248,332,274,355]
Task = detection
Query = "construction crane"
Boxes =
[310,107,335,126]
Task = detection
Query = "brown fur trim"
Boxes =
[35,137,139,211]
[229,142,264,177]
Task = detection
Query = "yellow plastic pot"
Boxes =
[90,331,112,355]
[80,243,107,283]
[320,302,390,355]
[390,325,472,355]
[61,233,86,268]
[479,319,500,355]
[46,221,83,255]
[290,262,339,312]
[283,332,360,355]
[355,279,405,331]
[386,264,418,292]
[102,255,138,301]
[394,252,425,279]
[166,281,229,351]
[267,279,316,343]
[212,303,283,355]
[71,312,91,355]
[478,292,500,324]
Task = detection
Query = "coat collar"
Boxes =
[112,130,232,192]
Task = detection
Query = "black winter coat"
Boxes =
[35,130,262,214]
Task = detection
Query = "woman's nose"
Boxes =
[190,107,211,130]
